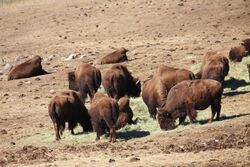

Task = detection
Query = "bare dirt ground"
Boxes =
[0,0,250,166]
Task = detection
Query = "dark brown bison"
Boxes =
[89,93,119,142]
[196,51,229,82]
[102,64,141,99]
[229,38,250,62]
[100,47,128,64]
[142,65,195,119]
[8,56,48,80]
[116,97,137,129]
[158,79,223,130]
[48,90,92,140]
[68,63,101,101]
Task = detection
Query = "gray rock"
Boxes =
[4,63,12,70]
[65,53,79,61]
[15,54,24,62]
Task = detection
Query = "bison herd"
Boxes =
[5,38,250,142]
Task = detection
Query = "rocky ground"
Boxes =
[0,0,250,166]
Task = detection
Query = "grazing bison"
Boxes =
[8,56,48,80]
[157,79,223,130]
[48,90,92,140]
[142,65,195,119]
[102,64,141,99]
[196,51,229,82]
[116,97,136,129]
[89,93,119,142]
[68,63,101,101]
[229,38,250,62]
[100,47,128,64]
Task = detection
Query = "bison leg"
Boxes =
[179,115,186,125]
[68,121,77,135]
[53,122,60,140]
[210,102,221,122]
[59,122,65,136]
[110,126,116,143]
[147,105,157,119]
[187,110,194,124]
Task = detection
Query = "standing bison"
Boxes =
[8,55,48,80]
[89,93,119,142]
[102,64,141,99]
[229,38,250,62]
[142,65,195,119]
[116,97,136,129]
[196,51,229,82]
[157,79,223,130]
[48,90,92,140]
[68,63,101,101]
[100,47,128,64]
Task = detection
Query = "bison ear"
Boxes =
[68,72,75,81]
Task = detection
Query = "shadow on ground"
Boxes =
[223,77,250,90]
[116,130,150,140]
[197,113,250,125]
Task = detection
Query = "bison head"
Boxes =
[129,78,141,97]
[68,72,78,91]
[157,109,175,130]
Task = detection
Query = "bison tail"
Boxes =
[94,70,102,89]
[49,102,59,123]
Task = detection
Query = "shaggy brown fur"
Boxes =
[100,47,128,64]
[8,56,48,80]
[48,90,92,140]
[142,65,195,119]
[116,97,136,129]
[158,79,223,130]
[229,38,250,62]
[102,64,141,99]
[89,93,119,142]
[68,63,101,101]
[196,51,229,82]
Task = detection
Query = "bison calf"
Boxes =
[48,91,92,140]
[102,64,141,99]
[100,47,128,64]
[89,93,119,142]
[8,55,48,80]
[158,79,223,130]
[68,63,101,101]
[196,51,229,82]
[142,65,195,119]
[116,97,136,129]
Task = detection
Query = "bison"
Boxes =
[116,97,137,129]
[8,55,48,80]
[102,64,141,99]
[100,47,128,64]
[229,38,250,62]
[157,79,223,130]
[48,90,92,140]
[89,93,119,142]
[142,65,195,119]
[68,63,101,101]
[196,51,229,82]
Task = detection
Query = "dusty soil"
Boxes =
[0,0,250,166]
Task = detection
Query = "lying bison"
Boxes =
[196,51,229,82]
[89,93,119,142]
[48,90,92,140]
[8,55,48,80]
[142,65,195,119]
[68,63,101,101]
[158,79,223,130]
[229,38,250,62]
[100,47,128,64]
[102,64,141,99]
[116,97,137,129]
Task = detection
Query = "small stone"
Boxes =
[35,77,41,81]
[10,141,16,145]
[109,159,115,163]
[4,63,12,70]
[65,53,79,61]
[3,93,9,96]
[129,157,140,162]
[24,81,32,84]
[15,54,24,62]
[50,89,55,94]
[34,96,40,100]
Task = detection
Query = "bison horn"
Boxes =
[136,80,140,85]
